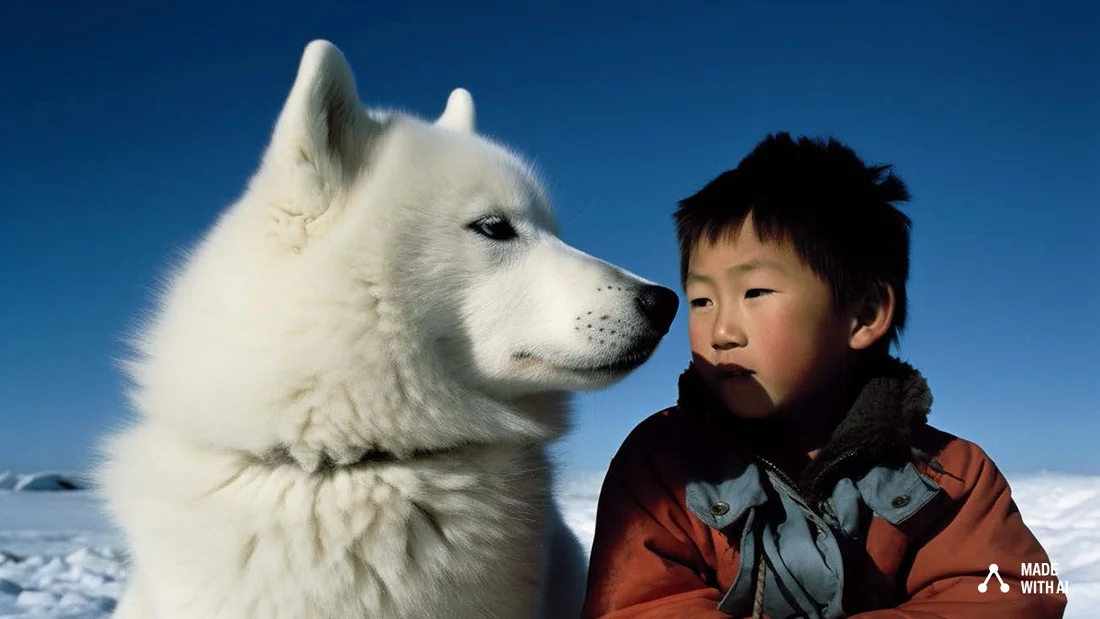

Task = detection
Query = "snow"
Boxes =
[0,487,124,618]
[0,472,89,493]
[0,471,1095,618]
[1008,472,1100,611]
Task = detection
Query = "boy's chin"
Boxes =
[725,404,779,421]
[712,381,777,421]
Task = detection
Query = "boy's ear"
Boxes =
[849,282,896,351]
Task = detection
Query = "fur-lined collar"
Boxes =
[676,356,933,504]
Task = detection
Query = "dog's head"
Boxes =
[253,41,677,395]
[128,41,677,465]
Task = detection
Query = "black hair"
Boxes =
[674,132,912,354]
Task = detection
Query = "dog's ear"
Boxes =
[252,40,381,249]
[263,39,377,185]
[435,88,476,133]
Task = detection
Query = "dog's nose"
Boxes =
[635,285,680,335]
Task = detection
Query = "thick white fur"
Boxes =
[97,40,672,619]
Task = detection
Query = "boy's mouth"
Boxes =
[715,364,753,378]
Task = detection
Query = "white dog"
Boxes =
[96,40,679,619]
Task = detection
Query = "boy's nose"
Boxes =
[635,285,679,335]
[712,311,746,349]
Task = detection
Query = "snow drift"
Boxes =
[0,470,1096,618]
[0,471,89,492]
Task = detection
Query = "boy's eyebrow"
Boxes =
[727,258,785,275]
[687,259,784,284]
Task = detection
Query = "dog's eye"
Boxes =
[468,215,518,241]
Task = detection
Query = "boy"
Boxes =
[582,133,1066,618]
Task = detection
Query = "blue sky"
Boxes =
[1,2,1096,476]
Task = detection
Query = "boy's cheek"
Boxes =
[689,350,712,374]
[689,351,726,390]
[686,319,711,354]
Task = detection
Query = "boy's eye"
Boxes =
[745,289,774,299]
[690,298,712,308]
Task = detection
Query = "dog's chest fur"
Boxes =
[103,425,553,619]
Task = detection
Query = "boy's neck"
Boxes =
[746,354,879,475]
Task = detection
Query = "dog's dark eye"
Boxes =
[468,215,518,241]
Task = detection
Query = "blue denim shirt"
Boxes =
[685,454,944,618]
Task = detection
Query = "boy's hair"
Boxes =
[674,132,913,353]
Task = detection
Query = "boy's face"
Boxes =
[685,217,855,420]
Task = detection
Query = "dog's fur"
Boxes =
[97,40,677,618]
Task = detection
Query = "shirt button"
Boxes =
[891,495,911,508]
[711,501,730,516]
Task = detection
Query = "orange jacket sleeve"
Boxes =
[851,443,1067,618]
[582,425,731,619]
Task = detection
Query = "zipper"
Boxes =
[809,448,861,493]
[753,454,800,491]
[752,454,820,516]
[754,447,865,520]
[912,446,963,482]
[752,455,837,545]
